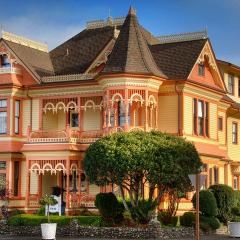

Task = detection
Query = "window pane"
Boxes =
[228,75,234,95]
[71,113,79,127]
[15,117,19,134]
[232,123,238,144]
[234,176,238,190]
[198,101,204,117]
[15,101,20,117]
[0,112,7,134]
[193,99,197,134]
[198,64,205,76]
[1,55,10,68]
[0,100,7,108]
[0,161,6,169]
[14,161,19,196]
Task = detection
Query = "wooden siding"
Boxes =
[158,95,178,133]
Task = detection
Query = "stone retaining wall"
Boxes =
[0,220,195,239]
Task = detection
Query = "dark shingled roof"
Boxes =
[3,39,54,78]
[102,7,166,78]
[50,26,117,75]
[150,39,208,80]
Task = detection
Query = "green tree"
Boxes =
[84,131,202,213]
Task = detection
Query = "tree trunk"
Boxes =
[119,185,130,211]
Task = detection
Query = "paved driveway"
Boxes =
[0,234,235,240]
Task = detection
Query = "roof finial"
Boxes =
[128,6,136,16]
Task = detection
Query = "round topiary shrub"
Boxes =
[192,190,217,217]
[180,212,195,227]
[200,216,220,232]
[95,192,124,224]
[209,184,234,223]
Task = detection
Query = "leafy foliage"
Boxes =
[209,184,234,223]
[129,199,158,224]
[192,190,217,217]
[180,212,195,227]
[95,192,124,224]
[84,131,202,222]
[39,195,58,223]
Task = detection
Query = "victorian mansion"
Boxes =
[0,7,240,214]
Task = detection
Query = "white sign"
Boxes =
[188,174,207,190]
[45,195,62,216]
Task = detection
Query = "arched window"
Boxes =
[0,54,10,68]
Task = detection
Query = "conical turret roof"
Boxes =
[102,7,166,78]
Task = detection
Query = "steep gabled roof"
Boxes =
[50,26,117,75]
[102,7,166,78]
[150,39,207,80]
[2,39,54,79]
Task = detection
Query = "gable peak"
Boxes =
[128,6,136,16]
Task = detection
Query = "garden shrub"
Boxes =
[37,206,45,216]
[8,214,100,226]
[130,199,158,224]
[192,190,217,217]
[233,191,240,208]
[180,212,195,227]
[200,216,220,231]
[157,211,178,226]
[231,206,240,217]
[209,184,234,223]
[95,192,124,224]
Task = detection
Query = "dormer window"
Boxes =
[198,63,205,76]
[0,54,11,68]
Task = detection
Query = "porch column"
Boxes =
[103,109,107,129]
[25,159,30,212]
[145,90,148,131]
[78,97,81,131]
[77,167,81,209]
[65,159,70,215]
[155,106,158,129]
[150,106,153,128]
[39,99,43,130]
[124,89,129,131]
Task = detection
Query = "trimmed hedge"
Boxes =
[200,216,220,231]
[192,190,217,217]
[8,214,100,226]
[209,184,234,223]
[180,212,195,227]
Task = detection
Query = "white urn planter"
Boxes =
[41,223,57,240]
[229,222,240,237]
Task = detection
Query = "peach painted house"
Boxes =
[0,7,240,214]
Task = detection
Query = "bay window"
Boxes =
[193,98,209,137]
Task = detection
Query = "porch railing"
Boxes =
[28,127,104,144]
[27,126,156,144]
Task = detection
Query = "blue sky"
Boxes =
[0,0,239,65]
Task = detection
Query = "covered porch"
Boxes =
[25,158,97,215]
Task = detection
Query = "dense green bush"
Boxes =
[8,214,100,226]
[157,211,178,226]
[129,199,158,224]
[200,216,220,232]
[233,191,240,208]
[180,212,195,227]
[192,190,217,217]
[209,184,234,223]
[95,192,124,224]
